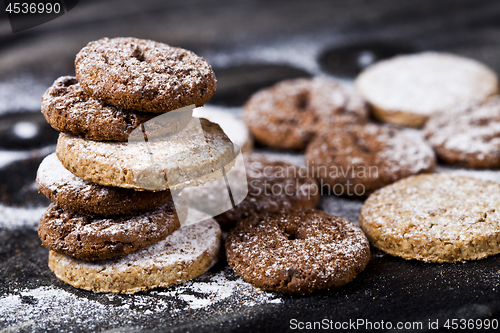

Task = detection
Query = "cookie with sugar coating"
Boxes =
[75,37,217,113]
[355,52,499,127]
[226,210,370,294]
[36,153,172,217]
[424,96,500,168]
[181,153,319,229]
[41,76,193,142]
[56,118,236,191]
[305,123,436,196]
[193,105,253,153]
[360,173,500,262]
[39,200,183,261]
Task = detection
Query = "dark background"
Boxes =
[2,0,500,81]
[1,1,500,332]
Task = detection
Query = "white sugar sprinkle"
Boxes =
[0,269,282,331]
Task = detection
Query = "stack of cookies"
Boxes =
[37,37,237,293]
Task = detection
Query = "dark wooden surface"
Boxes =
[1,1,500,332]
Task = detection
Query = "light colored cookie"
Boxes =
[355,52,499,127]
[56,118,236,191]
[39,201,182,261]
[48,217,222,294]
[424,96,500,168]
[193,105,253,152]
[360,173,500,263]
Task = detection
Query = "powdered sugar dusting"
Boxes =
[57,117,235,191]
[153,269,282,309]
[356,52,499,117]
[0,204,46,229]
[226,211,370,293]
[244,77,368,141]
[75,37,216,112]
[37,153,90,192]
[361,173,500,261]
[381,127,436,176]
[193,105,252,151]
[306,123,435,193]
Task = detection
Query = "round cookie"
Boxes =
[360,173,500,263]
[41,76,194,141]
[424,97,500,168]
[36,153,172,217]
[182,154,319,229]
[48,217,222,294]
[305,123,436,196]
[56,118,236,191]
[193,105,253,152]
[39,200,183,261]
[225,210,370,294]
[75,37,217,113]
[243,77,368,150]
[355,52,499,128]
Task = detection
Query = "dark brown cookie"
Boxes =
[360,173,500,263]
[182,154,319,229]
[424,97,500,168]
[75,37,217,113]
[36,153,172,217]
[41,76,193,141]
[225,210,370,294]
[243,77,368,150]
[38,200,183,261]
[305,123,436,196]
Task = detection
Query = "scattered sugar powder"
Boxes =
[153,269,281,309]
[0,204,47,230]
[0,267,282,332]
